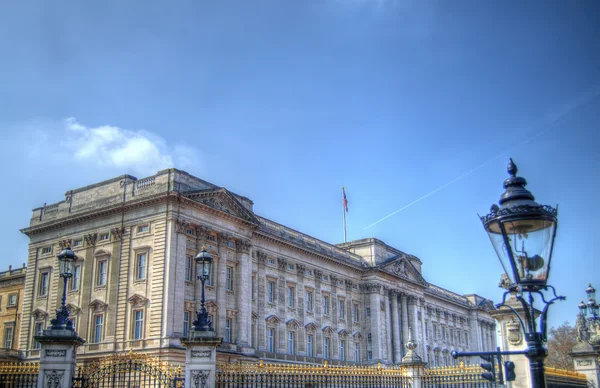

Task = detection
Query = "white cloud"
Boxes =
[59,118,195,176]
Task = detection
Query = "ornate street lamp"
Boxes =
[577,283,600,350]
[192,246,213,332]
[50,243,77,331]
[481,159,564,388]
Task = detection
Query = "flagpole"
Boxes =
[342,187,347,243]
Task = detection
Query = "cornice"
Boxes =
[179,195,259,228]
[253,231,363,272]
[21,193,173,236]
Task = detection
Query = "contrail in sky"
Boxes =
[364,84,600,230]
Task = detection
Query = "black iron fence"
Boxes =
[216,360,412,387]
[0,361,39,388]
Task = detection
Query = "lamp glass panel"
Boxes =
[59,259,74,277]
[203,261,211,278]
[485,220,515,284]
[500,218,555,285]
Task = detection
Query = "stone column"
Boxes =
[314,270,323,357]
[216,233,229,338]
[36,329,85,388]
[235,240,253,354]
[400,293,409,357]
[390,290,401,363]
[383,289,392,363]
[409,296,419,349]
[366,283,382,361]
[181,333,223,388]
[571,341,600,388]
[256,251,267,351]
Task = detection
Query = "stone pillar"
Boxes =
[235,240,253,354]
[216,233,229,338]
[490,296,531,388]
[400,293,409,356]
[571,341,600,388]
[36,329,85,388]
[366,283,382,361]
[256,251,266,351]
[181,333,223,388]
[400,328,426,388]
[390,290,401,363]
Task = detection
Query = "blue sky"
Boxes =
[1,0,599,331]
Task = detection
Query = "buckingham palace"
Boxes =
[19,168,497,365]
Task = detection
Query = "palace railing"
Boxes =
[0,361,39,388]
[216,360,411,387]
[423,364,498,388]
[545,367,587,388]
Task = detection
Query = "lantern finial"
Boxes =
[507,158,517,177]
[499,159,535,206]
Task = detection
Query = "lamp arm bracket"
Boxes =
[537,286,566,341]
[515,293,536,333]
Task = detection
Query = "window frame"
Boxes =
[353,303,359,322]
[93,314,104,343]
[135,252,147,281]
[185,255,193,282]
[33,322,44,349]
[307,334,313,357]
[99,233,110,241]
[267,281,275,304]
[322,295,330,316]
[306,290,313,312]
[267,328,275,352]
[225,318,231,343]
[96,259,108,286]
[7,293,18,307]
[132,310,144,340]
[354,342,360,363]
[226,266,233,291]
[339,339,346,361]
[183,311,190,337]
[38,271,49,297]
[323,337,330,359]
[3,326,14,349]
[137,224,150,233]
[287,286,295,308]
[70,264,81,291]
[338,299,345,319]
[41,246,52,255]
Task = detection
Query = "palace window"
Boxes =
[365,307,371,318]
[267,328,275,352]
[99,233,110,241]
[339,340,346,361]
[138,224,149,233]
[3,326,13,349]
[368,351,373,360]
[93,315,104,343]
[8,294,17,307]
[287,286,295,308]
[41,246,52,255]
[338,299,345,319]
[185,256,193,281]
[73,239,83,247]
[425,320,429,339]
[135,252,147,280]
[183,311,190,337]
[33,322,44,349]
[324,337,330,359]
[227,240,235,248]
[353,304,359,322]
[433,323,438,340]
[287,264,294,271]
[288,331,295,355]
[307,334,313,357]
[39,272,49,297]
[306,291,313,312]
[207,235,215,241]
[225,319,231,343]
[70,265,80,291]
[133,310,144,340]
[97,260,107,286]
[267,281,275,303]
[70,317,77,331]
[354,342,360,363]
[226,267,233,291]
[322,295,330,315]
[367,333,372,344]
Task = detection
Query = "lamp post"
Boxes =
[193,246,213,332]
[480,159,565,388]
[578,283,600,350]
[49,243,77,331]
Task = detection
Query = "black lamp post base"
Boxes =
[49,305,74,331]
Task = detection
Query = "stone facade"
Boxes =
[0,265,26,359]
[20,168,496,365]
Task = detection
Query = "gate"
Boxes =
[72,351,184,388]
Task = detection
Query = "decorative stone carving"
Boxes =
[44,370,64,388]
[58,239,72,249]
[32,308,49,321]
[330,275,338,286]
[217,233,231,247]
[256,251,267,264]
[65,303,81,316]
[45,349,67,357]
[128,294,149,308]
[84,233,97,247]
[111,227,126,241]
[392,260,408,277]
[577,359,593,366]
[277,258,287,271]
[237,239,252,254]
[313,270,322,279]
[190,369,210,388]
[89,299,108,313]
[176,220,190,234]
[576,314,591,342]
[360,283,382,293]
[191,350,211,358]
[345,279,353,291]
[296,264,306,276]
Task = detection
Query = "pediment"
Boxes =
[32,308,49,320]
[89,299,108,313]
[322,325,334,335]
[352,331,363,340]
[305,322,317,332]
[380,256,427,286]
[286,319,300,329]
[128,294,149,308]
[184,188,258,225]
[66,303,81,315]
[337,328,349,338]
[266,315,281,325]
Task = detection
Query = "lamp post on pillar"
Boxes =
[35,243,85,388]
[481,159,565,388]
[181,246,223,388]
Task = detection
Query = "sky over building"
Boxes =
[1,0,599,330]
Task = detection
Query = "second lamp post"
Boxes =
[193,246,214,332]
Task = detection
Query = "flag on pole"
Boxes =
[342,187,348,213]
